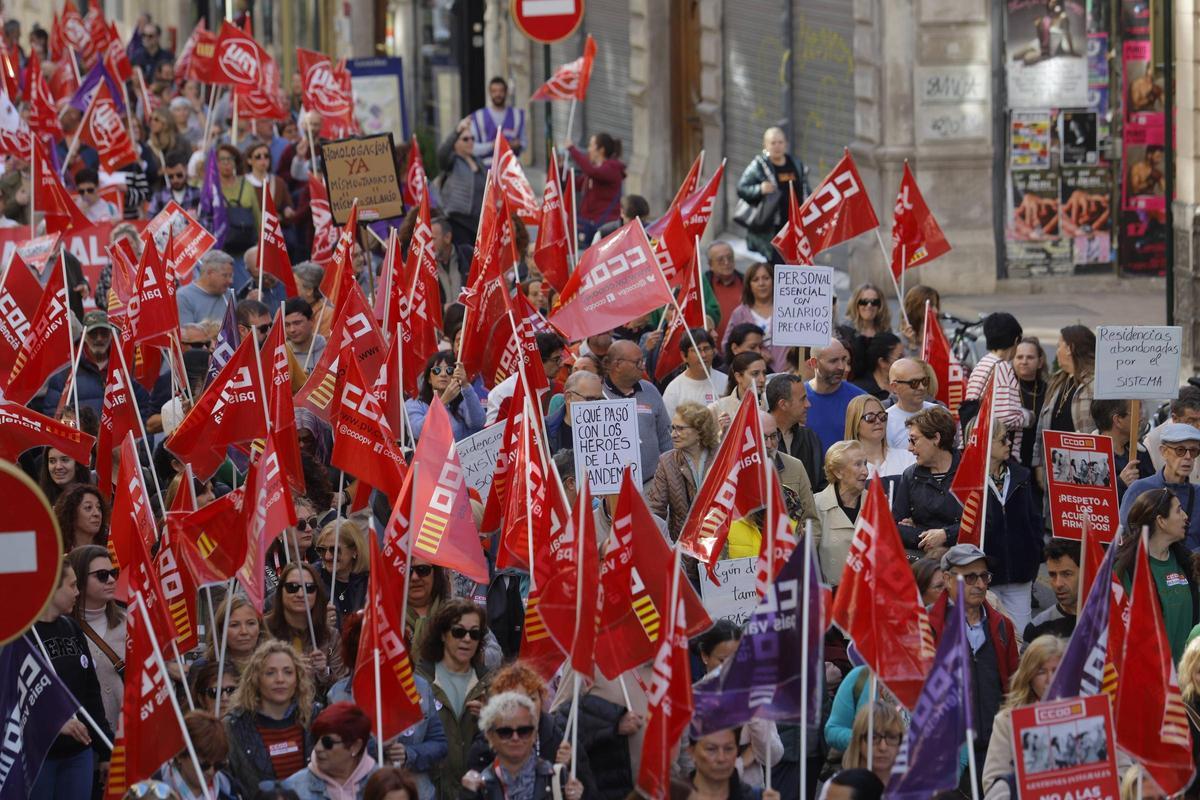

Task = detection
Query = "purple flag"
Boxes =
[206,291,240,386]
[0,636,83,800]
[691,533,824,733]
[199,148,228,249]
[885,577,974,800]
[1044,536,1120,701]
[69,62,126,116]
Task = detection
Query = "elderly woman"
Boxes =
[438,118,487,246]
[460,692,584,800]
[315,520,370,624]
[405,351,485,441]
[720,263,788,372]
[282,702,379,797]
[157,710,240,799]
[846,394,914,478]
[814,441,869,584]
[892,406,962,558]
[294,261,334,340]
[983,635,1065,800]
[55,484,109,552]
[68,545,126,731]
[842,702,906,786]
[647,401,720,543]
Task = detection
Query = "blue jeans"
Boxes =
[30,747,94,799]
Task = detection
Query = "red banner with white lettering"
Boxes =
[1042,431,1119,544]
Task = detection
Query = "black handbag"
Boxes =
[733,157,782,230]
[223,178,257,253]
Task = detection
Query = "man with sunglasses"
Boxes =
[885,358,943,450]
[149,151,202,217]
[927,544,1019,784]
[546,370,605,453]
[236,298,274,349]
[1120,422,1200,550]
[73,169,120,223]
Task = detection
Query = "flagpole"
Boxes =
[201,87,221,158]
[398,463,420,643]
[565,99,578,149]
[568,483,587,781]
[257,179,267,299]
[866,671,876,772]
[645,223,718,401]
[172,639,196,710]
[112,335,167,513]
[60,246,81,424]
[28,134,34,240]
[291,524,322,658]
[134,593,215,800]
[381,229,397,337]
[568,166,579,256]
[305,300,325,373]
[302,103,318,176]
[873,228,910,330]
[27,627,115,751]
[800,518,813,795]
[213,577,235,717]
[63,319,85,421]
[373,646,385,765]
[330,470,346,601]
[395,322,415,452]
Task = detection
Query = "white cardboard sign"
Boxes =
[570,398,641,495]
[1094,325,1182,400]
[698,557,760,624]
[456,421,507,503]
[772,264,834,348]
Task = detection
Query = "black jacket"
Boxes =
[982,463,1044,586]
[319,566,369,625]
[577,693,634,800]
[31,619,114,762]
[459,758,567,800]
[224,703,321,795]
[892,451,963,552]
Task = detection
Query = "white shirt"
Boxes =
[868,446,916,478]
[662,370,728,418]
[886,400,938,449]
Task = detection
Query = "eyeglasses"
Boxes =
[566,390,603,402]
[89,567,120,583]
[217,156,236,164]
[870,732,902,746]
[492,724,536,740]
[283,581,318,595]
[314,545,338,557]
[1167,445,1200,457]
[615,357,646,368]
[141,32,159,39]
[318,735,344,750]
[669,424,693,434]
[450,625,483,641]
[295,515,320,532]
[430,366,452,376]
[241,323,272,335]
[411,564,435,578]
[861,411,887,424]
[202,685,236,699]
[252,152,270,160]
[459,135,475,142]
[894,378,929,389]
[197,760,226,773]
[78,187,96,195]
[184,339,213,350]
[128,782,173,799]
[764,431,781,442]
[958,571,993,586]
[857,298,882,308]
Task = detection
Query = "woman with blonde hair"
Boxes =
[813,441,869,584]
[315,520,371,623]
[982,635,1066,799]
[224,640,321,794]
[842,701,906,785]
[845,394,914,478]
[198,595,266,674]
[647,401,721,544]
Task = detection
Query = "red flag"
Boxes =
[104,594,184,799]
[480,371,541,532]
[770,182,813,266]
[77,79,139,171]
[133,68,158,127]
[0,400,94,464]
[492,135,540,224]
[654,250,705,382]
[373,229,404,331]
[831,477,936,709]
[754,468,798,598]
[49,11,64,64]
[1114,534,1195,795]
[796,150,879,258]
[597,469,711,679]
[96,360,141,499]
[258,183,298,295]
[295,282,387,421]
[155,533,201,653]
[534,149,571,293]
[496,389,555,574]
[402,135,427,208]
[650,201,693,286]
[3,263,69,405]
[239,433,296,612]
[165,334,267,479]
[0,253,43,380]
[637,576,693,800]
[103,22,133,83]
[207,21,268,87]
[538,479,600,677]
[309,174,339,262]
[166,487,248,583]
[0,38,20,104]
[647,154,703,242]
[59,1,96,66]
[297,48,359,139]
[397,193,443,392]
[142,201,217,286]
[318,201,359,305]
[949,371,996,547]
[676,392,767,578]
[129,234,179,347]
[235,49,289,121]
[174,20,210,82]
[403,397,489,583]
[26,53,64,138]
[1080,517,1105,609]
[531,35,596,101]
[548,220,674,342]
[331,349,407,500]
[890,162,951,281]
[921,301,965,416]
[482,294,551,394]
[32,138,90,234]
[353,536,425,740]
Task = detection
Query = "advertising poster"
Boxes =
[1011,695,1119,800]
[1060,111,1098,165]
[1122,122,1165,213]
[1043,431,1119,543]
[1123,40,1165,127]
[1120,0,1151,39]
[1011,112,1053,169]
[346,56,409,143]
[1118,209,1167,274]
[1009,169,1060,241]
[1006,0,1089,108]
[1060,167,1111,264]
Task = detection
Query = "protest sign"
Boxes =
[1011,695,1118,800]
[141,202,214,284]
[1,232,61,277]
[457,421,506,504]
[697,557,759,624]
[773,264,833,348]
[0,224,149,291]
[1094,325,1182,400]
[571,398,641,495]
[321,133,405,225]
[1043,431,1119,544]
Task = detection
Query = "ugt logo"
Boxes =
[218,41,259,84]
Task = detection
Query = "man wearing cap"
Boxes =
[42,311,152,417]
[927,543,1020,786]
[1120,422,1200,550]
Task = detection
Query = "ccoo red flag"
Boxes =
[0,253,43,380]
[831,477,935,709]
[795,150,879,258]
[1114,533,1195,795]
[921,301,965,416]
[534,149,571,294]
[754,468,798,598]
[3,262,70,405]
[295,281,387,421]
[654,249,706,381]
[890,162,951,281]
[0,400,95,465]
[770,182,813,266]
[647,153,704,242]
[95,360,141,499]
[531,35,597,102]
[166,486,248,584]
[492,135,540,224]
[637,578,693,800]
[258,184,298,296]
[155,533,201,653]
[538,478,600,677]
[239,433,296,612]
[948,371,996,547]
[331,349,407,500]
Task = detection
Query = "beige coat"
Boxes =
[81,607,127,732]
[813,484,858,585]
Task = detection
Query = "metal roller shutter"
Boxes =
[582,0,632,151]
[791,4,855,179]
[722,0,787,225]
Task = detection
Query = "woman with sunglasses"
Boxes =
[893,406,962,558]
[977,419,1044,635]
[406,559,451,655]
[188,660,240,718]
[845,283,893,381]
[266,562,346,697]
[438,118,487,246]
[845,395,914,479]
[225,640,321,796]
[460,692,584,800]
[315,520,370,625]
[281,702,379,797]
[721,263,788,373]
[264,496,324,601]
[1116,488,1199,663]
[245,140,295,228]
[54,484,110,552]
[417,599,492,800]
[67,545,126,732]
[157,710,240,799]
[406,352,485,442]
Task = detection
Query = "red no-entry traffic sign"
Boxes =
[0,461,63,645]
[511,0,585,44]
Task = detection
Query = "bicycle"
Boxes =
[938,312,984,373]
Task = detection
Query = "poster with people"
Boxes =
[1060,167,1111,264]
[1012,695,1119,800]
[1043,430,1120,543]
[1005,0,1089,109]
[1009,169,1060,241]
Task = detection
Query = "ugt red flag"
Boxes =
[637,580,693,800]
[798,150,879,258]
[948,371,996,548]
[531,34,597,101]
[3,263,69,405]
[832,477,936,709]
[891,161,950,281]
[548,219,674,342]
[208,21,268,86]
[1114,533,1196,795]
[402,135,427,207]
[921,301,965,415]
[78,79,139,171]
[493,135,540,224]
[297,48,359,139]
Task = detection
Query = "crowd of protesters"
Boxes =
[3,10,1196,800]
